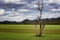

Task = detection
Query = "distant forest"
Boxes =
[0,17,60,25]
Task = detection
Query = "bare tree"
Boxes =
[35,0,45,37]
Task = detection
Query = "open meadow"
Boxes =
[0,24,60,40]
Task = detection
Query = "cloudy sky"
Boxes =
[0,0,60,22]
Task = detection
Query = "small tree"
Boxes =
[35,0,45,37]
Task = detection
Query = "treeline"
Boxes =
[0,17,60,25]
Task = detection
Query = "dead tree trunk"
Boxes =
[39,24,45,36]
[36,0,45,37]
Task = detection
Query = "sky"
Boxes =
[0,0,60,22]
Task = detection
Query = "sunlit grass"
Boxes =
[0,32,60,40]
[0,24,60,29]
[0,24,60,40]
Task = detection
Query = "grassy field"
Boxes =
[0,24,60,40]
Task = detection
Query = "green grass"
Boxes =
[0,32,60,40]
[0,25,35,29]
[0,24,60,29]
[0,24,60,40]
[45,25,60,29]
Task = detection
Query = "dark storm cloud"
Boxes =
[49,3,60,9]
[0,3,26,9]
[23,0,35,3]
[0,0,60,22]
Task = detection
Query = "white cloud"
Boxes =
[42,12,60,19]
[0,9,37,22]
[45,0,60,4]
[4,0,21,3]
[45,0,54,3]
[3,0,27,4]
[18,9,30,12]
[50,7,60,12]
[7,16,24,22]
[53,0,60,4]
[0,0,60,22]
[0,9,5,15]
